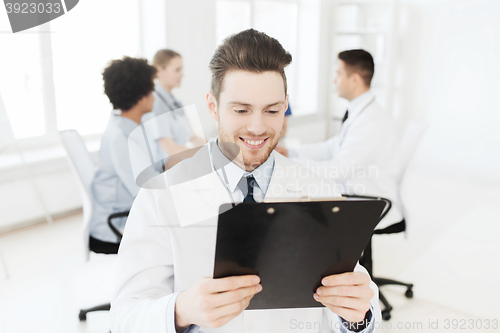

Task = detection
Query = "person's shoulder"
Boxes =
[164,144,212,184]
[109,115,138,137]
[359,98,395,125]
[274,151,333,181]
[273,151,341,197]
[274,150,307,170]
[99,115,125,144]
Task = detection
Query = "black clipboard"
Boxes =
[213,199,386,310]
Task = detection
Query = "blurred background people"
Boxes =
[89,57,158,250]
[277,50,402,228]
[276,103,292,150]
[281,104,292,138]
[142,49,206,169]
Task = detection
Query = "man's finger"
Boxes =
[322,272,370,287]
[323,304,369,324]
[211,284,262,308]
[316,285,374,299]
[314,294,369,311]
[206,295,254,327]
[205,275,260,293]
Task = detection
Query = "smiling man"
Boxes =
[213,70,285,172]
[110,29,381,333]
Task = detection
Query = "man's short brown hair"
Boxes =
[338,49,374,87]
[209,29,292,103]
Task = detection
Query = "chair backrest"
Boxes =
[398,120,428,184]
[397,120,428,237]
[60,130,97,261]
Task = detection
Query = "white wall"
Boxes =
[141,0,168,60]
[394,0,500,182]
[0,151,82,232]
[374,0,500,318]
[163,0,219,139]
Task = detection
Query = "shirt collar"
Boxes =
[114,114,139,136]
[154,83,177,105]
[348,90,375,117]
[210,137,274,195]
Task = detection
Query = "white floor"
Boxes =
[0,169,499,333]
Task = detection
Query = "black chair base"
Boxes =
[80,232,125,322]
[360,220,414,321]
[78,303,111,321]
[89,236,120,254]
[375,279,414,320]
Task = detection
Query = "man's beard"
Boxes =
[218,126,281,172]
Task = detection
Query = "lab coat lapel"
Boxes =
[168,145,232,227]
[265,152,309,200]
[265,152,340,201]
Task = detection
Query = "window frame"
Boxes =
[5,22,103,151]
[11,0,333,151]
[215,0,329,123]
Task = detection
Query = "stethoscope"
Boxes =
[154,87,183,119]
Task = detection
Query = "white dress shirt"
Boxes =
[288,91,402,229]
[211,138,274,203]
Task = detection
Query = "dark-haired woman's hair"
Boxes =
[102,56,157,111]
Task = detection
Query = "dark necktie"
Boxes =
[341,110,349,124]
[242,176,256,203]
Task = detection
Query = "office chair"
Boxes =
[347,120,428,320]
[60,129,128,321]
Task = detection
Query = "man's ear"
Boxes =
[284,94,289,113]
[352,72,363,87]
[206,91,219,122]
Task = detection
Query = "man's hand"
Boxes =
[314,272,374,324]
[274,146,288,157]
[175,275,262,331]
[190,135,207,147]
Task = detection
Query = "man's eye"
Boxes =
[235,110,247,114]
[268,110,279,114]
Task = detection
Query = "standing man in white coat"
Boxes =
[276,50,402,230]
[110,30,381,333]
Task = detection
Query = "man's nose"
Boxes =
[246,112,267,136]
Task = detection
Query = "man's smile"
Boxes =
[239,137,269,149]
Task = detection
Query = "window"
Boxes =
[216,0,251,45]
[332,2,395,111]
[0,0,141,141]
[0,19,45,139]
[216,0,321,117]
[51,0,141,135]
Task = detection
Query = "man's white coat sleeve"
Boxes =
[109,187,178,333]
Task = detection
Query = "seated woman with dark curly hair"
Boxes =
[89,57,158,252]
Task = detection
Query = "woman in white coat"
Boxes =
[142,49,205,169]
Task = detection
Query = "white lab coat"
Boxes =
[109,144,382,333]
[289,91,402,229]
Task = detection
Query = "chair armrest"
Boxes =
[107,211,130,242]
[342,194,392,221]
